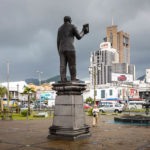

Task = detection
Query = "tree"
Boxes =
[22,86,35,115]
[0,86,7,112]
[85,97,93,104]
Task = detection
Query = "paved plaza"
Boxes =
[0,115,150,150]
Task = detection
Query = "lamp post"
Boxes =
[37,71,43,110]
[37,71,43,86]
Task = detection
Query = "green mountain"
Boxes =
[42,75,70,84]
[26,75,84,85]
[137,75,145,81]
[25,78,39,85]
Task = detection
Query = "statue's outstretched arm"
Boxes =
[73,25,84,40]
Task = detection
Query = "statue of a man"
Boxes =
[57,16,89,82]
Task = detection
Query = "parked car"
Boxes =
[34,104,48,109]
[99,100,119,107]
[20,104,34,111]
[84,104,92,109]
[20,105,28,111]
[99,103,123,113]
[30,104,35,109]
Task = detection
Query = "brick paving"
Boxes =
[0,115,150,150]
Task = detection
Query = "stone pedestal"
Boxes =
[48,82,90,140]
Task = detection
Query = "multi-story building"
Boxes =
[1,81,28,106]
[89,42,118,85]
[90,40,135,85]
[106,26,130,64]
[111,63,135,79]
[90,24,135,86]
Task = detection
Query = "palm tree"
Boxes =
[22,86,35,115]
[0,86,7,112]
[86,97,93,105]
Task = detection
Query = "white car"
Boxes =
[30,104,35,109]
[99,104,123,113]
[20,105,28,111]
[20,104,34,111]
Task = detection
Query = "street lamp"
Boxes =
[36,71,43,110]
[36,71,43,86]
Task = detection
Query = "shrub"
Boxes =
[85,97,93,104]
[87,107,93,116]
[21,110,29,117]
[3,107,8,113]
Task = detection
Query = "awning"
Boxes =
[129,98,143,101]
[106,98,120,100]
[36,100,44,102]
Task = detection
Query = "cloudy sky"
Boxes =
[0,0,150,82]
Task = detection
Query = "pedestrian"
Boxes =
[92,105,99,127]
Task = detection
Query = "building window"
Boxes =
[101,90,105,98]
[109,89,113,96]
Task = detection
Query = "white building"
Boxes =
[1,81,28,103]
[89,41,135,86]
[89,42,118,85]
[146,69,150,83]
[83,80,140,103]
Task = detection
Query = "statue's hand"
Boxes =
[82,24,89,34]
[83,28,88,34]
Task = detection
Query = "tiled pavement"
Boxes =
[0,116,150,150]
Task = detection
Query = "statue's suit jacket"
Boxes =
[57,22,83,52]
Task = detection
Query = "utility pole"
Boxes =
[17,84,19,102]
[37,71,43,110]
[93,66,96,105]
[89,64,96,105]
[7,61,10,111]
[89,64,101,106]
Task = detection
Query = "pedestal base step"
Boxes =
[48,133,91,141]
[48,125,91,141]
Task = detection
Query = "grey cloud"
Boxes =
[0,0,150,81]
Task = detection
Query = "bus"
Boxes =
[128,101,145,109]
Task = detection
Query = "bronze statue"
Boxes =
[57,16,89,82]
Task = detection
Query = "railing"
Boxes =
[0,107,55,120]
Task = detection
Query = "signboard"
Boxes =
[128,89,138,97]
[112,73,133,82]
[100,42,111,49]
[36,90,56,100]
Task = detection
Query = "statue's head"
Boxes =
[64,16,72,23]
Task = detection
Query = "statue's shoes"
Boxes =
[71,78,80,82]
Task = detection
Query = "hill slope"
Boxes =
[25,75,71,85]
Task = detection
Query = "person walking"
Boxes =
[92,105,99,127]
